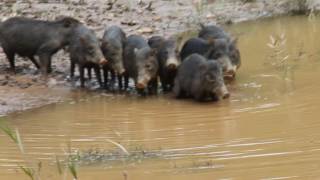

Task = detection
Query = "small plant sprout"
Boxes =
[266,33,290,71]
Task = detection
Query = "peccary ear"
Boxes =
[62,17,79,28]
[63,19,72,28]
[207,38,215,45]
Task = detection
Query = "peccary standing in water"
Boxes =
[148,36,180,92]
[174,54,229,102]
[69,25,107,88]
[101,26,126,90]
[198,24,241,79]
[123,35,158,95]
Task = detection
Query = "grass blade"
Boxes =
[55,155,63,175]
[15,128,25,154]
[68,161,78,180]
[19,166,35,180]
[0,121,18,143]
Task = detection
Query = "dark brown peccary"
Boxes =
[199,24,241,79]
[123,35,159,95]
[0,17,81,75]
[69,25,107,88]
[101,26,126,90]
[148,36,180,92]
[174,54,229,102]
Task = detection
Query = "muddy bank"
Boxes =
[0,0,314,116]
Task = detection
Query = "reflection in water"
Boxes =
[1,16,320,179]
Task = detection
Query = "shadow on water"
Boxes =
[2,15,320,179]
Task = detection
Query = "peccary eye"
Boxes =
[213,53,222,59]
[145,64,152,70]
[206,75,215,83]
[88,48,94,55]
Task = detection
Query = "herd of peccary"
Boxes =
[0,16,241,102]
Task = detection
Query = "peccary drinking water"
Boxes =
[69,25,107,88]
[148,36,180,92]
[0,16,81,75]
[180,37,236,79]
[174,54,229,102]
[123,35,158,95]
[101,26,126,89]
[198,24,241,79]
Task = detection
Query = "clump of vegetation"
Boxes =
[266,33,290,72]
[77,146,165,165]
[266,33,293,90]
[265,32,308,92]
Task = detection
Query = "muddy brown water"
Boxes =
[2,16,320,179]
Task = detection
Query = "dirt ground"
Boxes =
[0,0,313,116]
